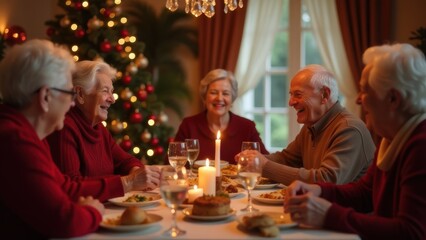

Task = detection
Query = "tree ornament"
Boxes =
[122,74,131,85]
[115,44,123,52]
[130,109,143,123]
[60,16,71,27]
[3,25,27,46]
[126,62,138,74]
[123,101,132,110]
[100,40,112,53]
[120,29,129,38]
[120,87,133,100]
[159,111,169,123]
[155,146,164,155]
[74,1,83,10]
[114,6,122,15]
[102,8,112,18]
[141,130,152,143]
[74,28,85,38]
[136,54,149,68]
[46,27,55,37]
[150,136,159,146]
[110,120,123,134]
[137,88,148,101]
[120,135,133,152]
[146,83,155,94]
[87,16,101,30]
[106,0,115,6]
[168,137,175,143]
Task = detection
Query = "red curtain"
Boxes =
[335,0,392,144]
[198,0,248,79]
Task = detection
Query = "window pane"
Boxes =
[303,31,322,65]
[271,32,288,67]
[281,0,289,29]
[254,78,264,108]
[301,0,311,28]
[270,113,288,148]
[253,114,265,140]
[271,74,288,108]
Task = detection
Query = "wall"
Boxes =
[393,0,426,45]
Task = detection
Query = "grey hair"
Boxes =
[299,64,339,103]
[363,43,426,114]
[0,39,75,108]
[72,60,116,92]
[199,69,238,103]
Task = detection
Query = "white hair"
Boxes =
[72,60,116,93]
[299,64,339,103]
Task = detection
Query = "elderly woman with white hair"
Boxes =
[47,60,159,186]
[284,43,426,239]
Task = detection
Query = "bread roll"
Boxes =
[243,214,275,229]
[120,206,148,225]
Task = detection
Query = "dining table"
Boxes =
[68,178,361,240]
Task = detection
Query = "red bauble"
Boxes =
[130,111,143,123]
[137,89,147,101]
[4,25,27,46]
[103,8,112,17]
[146,84,155,94]
[150,137,159,146]
[74,1,83,10]
[168,137,175,143]
[100,41,112,53]
[75,29,85,38]
[120,29,129,38]
[120,138,133,152]
[122,75,131,85]
[46,27,55,37]
[123,101,132,110]
[154,146,164,155]
[115,44,123,52]
[149,114,157,122]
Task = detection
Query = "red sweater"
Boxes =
[47,107,143,179]
[319,120,426,240]
[174,111,269,164]
[0,104,123,239]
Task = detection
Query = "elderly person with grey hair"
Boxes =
[174,68,268,164]
[237,64,375,185]
[47,60,159,188]
[283,44,426,240]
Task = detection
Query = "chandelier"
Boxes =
[165,0,244,18]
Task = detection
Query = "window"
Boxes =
[241,0,323,152]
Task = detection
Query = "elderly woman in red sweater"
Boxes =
[47,60,159,181]
[284,43,426,239]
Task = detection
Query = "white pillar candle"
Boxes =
[187,185,203,203]
[198,159,216,196]
[215,131,221,176]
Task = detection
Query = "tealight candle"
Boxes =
[187,185,203,203]
[198,159,216,196]
[215,131,221,176]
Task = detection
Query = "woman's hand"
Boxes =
[78,196,105,215]
[121,166,160,192]
[235,150,269,168]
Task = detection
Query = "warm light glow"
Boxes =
[147,149,154,156]
[70,24,78,30]
[206,158,210,167]
[73,55,79,61]
[124,46,132,52]
[71,45,78,52]
[113,93,119,100]
[115,0,122,4]
[123,122,128,129]
[148,119,155,126]
[216,131,221,139]
[118,38,125,45]
[129,36,136,42]
[82,1,89,7]
[102,121,107,127]
[107,21,115,27]
[165,0,243,18]
[65,0,72,6]
[133,147,140,154]
[128,53,136,59]
[130,96,137,102]
[120,17,127,24]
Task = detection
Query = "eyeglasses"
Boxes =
[50,87,77,101]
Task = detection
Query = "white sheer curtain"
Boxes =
[305,0,360,116]
[232,0,283,114]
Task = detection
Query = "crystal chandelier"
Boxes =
[165,0,244,18]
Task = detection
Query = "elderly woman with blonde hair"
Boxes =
[283,43,426,239]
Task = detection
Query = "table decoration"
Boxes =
[215,131,221,176]
[198,159,216,196]
[187,185,203,203]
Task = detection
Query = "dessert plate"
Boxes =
[108,191,161,207]
[252,193,283,205]
[182,207,236,221]
[100,213,163,232]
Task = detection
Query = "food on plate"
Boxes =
[224,184,238,193]
[259,189,286,200]
[242,213,279,237]
[120,206,149,225]
[222,176,244,188]
[257,177,277,185]
[192,195,231,216]
[221,164,237,176]
[123,194,155,203]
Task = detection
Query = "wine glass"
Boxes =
[241,141,260,152]
[168,142,188,170]
[160,166,188,237]
[238,155,262,212]
[185,139,199,177]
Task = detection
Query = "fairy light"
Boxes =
[102,121,107,127]
[70,24,78,30]
[113,93,119,101]
[118,38,125,45]
[133,147,140,154]
[148,119,155,126]
[129,36,136,42]
[73,55,79,61]
[115,0,122,4]
[128,53,136,59]
[107,21,115,27]
[130,96,137,103]
[123,122,128,129]
[71,45,78,52]
[65,0,72,6]
[82,1,89,7]
[147,149,154,157]
[124,46,132,52]
[120,17,127,24]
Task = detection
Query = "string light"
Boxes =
[165,0,243,18]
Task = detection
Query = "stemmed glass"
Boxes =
[159,166,188,237]
[241,141,260,152]
[168,142,188,170]
[185,139,199,177]
[238,155,262,213]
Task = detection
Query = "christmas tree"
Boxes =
[45,0,174,165]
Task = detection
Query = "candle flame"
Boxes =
[194,185,198,190]
[206,158,210,167]
[216,131,221,139]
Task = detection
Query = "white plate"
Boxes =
[182,207,236,221]
[252,193,283,204]
[194,160,229,169]
[108,191,162,207]
[236,212,297,229]
[100,213,163,232]
[254,183,279,190]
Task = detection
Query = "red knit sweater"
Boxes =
[0,104,123,238]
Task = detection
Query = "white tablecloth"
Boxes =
[70,187,360,240]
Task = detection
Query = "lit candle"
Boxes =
[187,185,203,203]
[198,159,216,196]
[215,131,221,176]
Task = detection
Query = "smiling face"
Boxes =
[205,79,232,118]
[288,72,326,126]
[77,72,115,126]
